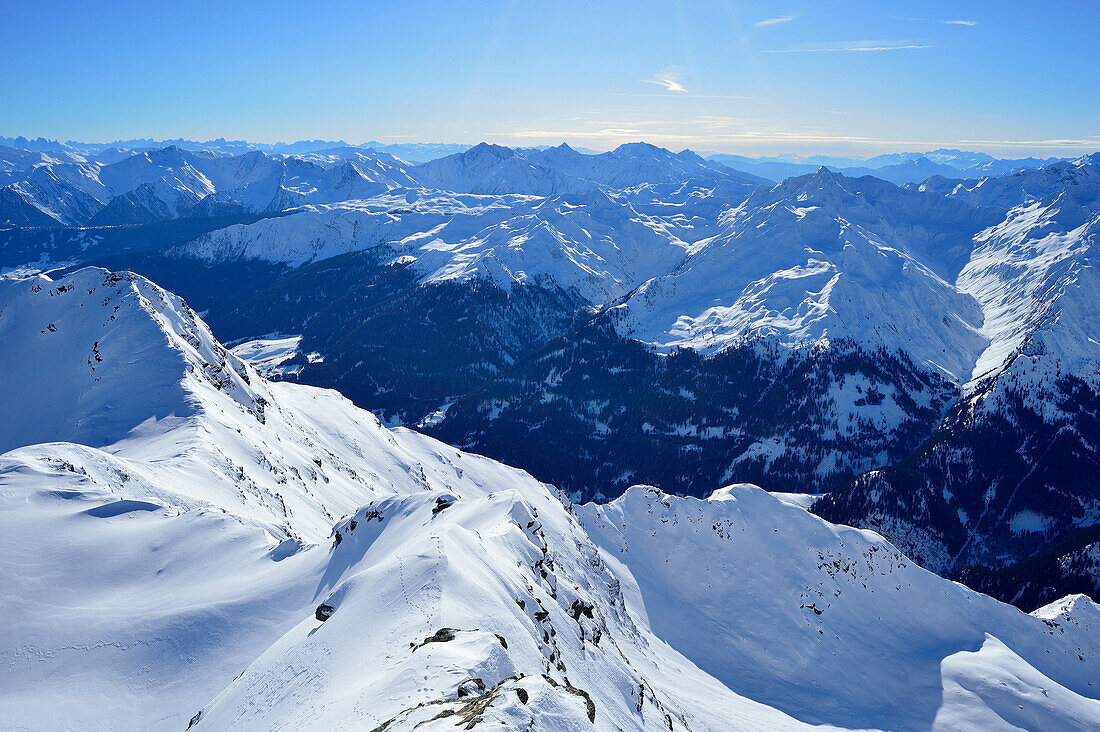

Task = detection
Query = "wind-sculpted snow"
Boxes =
[0,268,259,455]
[578,485,1100,730]
[0,267,801,729]
[6,143,1100,612]
[2,267,1098,730]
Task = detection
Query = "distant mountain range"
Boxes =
[0,135,606,165]
[0,141,762,228]
[1,134,1066,180]
[706,148,1060,185]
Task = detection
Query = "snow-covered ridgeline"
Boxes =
[617,168,991,380]
[1,267,1098,730]
[171,189,700,306]
[0,140,765,228]
[959,192,1100,393]
[171,166,1004,382]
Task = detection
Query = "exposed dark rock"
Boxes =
[411,627,457,651]
[569,600,594,621]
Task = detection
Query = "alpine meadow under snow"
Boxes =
[1,135,1099,731]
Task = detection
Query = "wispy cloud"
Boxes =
[755,13,798,27]
[496,122,905,146]
[765,40,931,53]
[641,67,689,93]
[495,124,1100,153]
[611,93,750,100]
[956,136,1100,148]
[897,16,977,27]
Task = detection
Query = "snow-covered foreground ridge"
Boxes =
[1,267,1099,731]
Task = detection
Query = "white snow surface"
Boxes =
[1,267,1098,731]
[0,145,419,224]
[0,140,764,227]
[410,142,766,196]
[958,187,1100,389]
[174,188,702,306]
[230,334,304,377]
[617,168,989,379]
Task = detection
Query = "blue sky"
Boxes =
[2,0,1097,157]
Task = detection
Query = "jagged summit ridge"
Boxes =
[0,267,262,454]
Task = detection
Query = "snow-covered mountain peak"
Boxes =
[456,141,518,164]
[0,268,807,729]
[611,141,669,158]
[619,169,990,380]
[1075,151,1100,167]
[1034,593,1100,628]
[0,267,263,455]
[959,192,1100,391]
[675,148,707,163]
[762,166,876,205]
[137,144,192,169]
[919,154,1100,211]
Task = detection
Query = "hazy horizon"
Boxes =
[4,1,1097,158]
[3,134,1095,165]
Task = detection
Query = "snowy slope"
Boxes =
[3,165,104,225]
[190,150,417,213]
[959,185,1100,386]
[815,165,1100,575]
[3,267,1098,730]
[578,485,1100,730]
[918,154,1100,211]
[618,168,993,381]
[230,334,304,377]
[0,145,421,227]
[172,189,703,306]
[0,267,805,730]
[176,164,1002,382]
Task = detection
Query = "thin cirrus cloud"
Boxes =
[755,13,798,27]
[897,16,977,26]
[765,40,931,53]
[494,124,1100,153]
[641,69,689,93]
